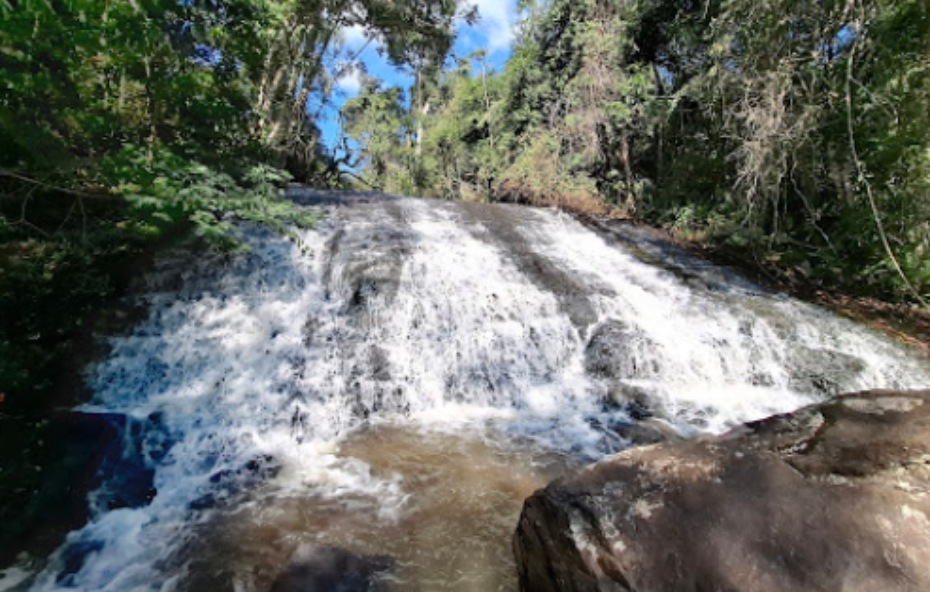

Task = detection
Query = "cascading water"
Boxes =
[4,190,929,591]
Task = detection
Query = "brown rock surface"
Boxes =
[514,390,930,592]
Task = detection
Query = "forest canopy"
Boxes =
[343,0,930,304]
[0,0,468,235]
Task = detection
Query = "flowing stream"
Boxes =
[4,190,929,591]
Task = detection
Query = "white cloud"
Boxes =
[337,69,362,95]
[468,0,517,53]
[341,24,368,50]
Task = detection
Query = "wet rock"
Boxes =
[602,382,654,420]
[368,345,391,382]
[454,200,601,332]
[56,539,104,585]
[609,418,684,447]
[585,321,659,380]
[514,389,930,592]
[188,455,282,511]
[0,411,120,566]
[331,224,409,314]
[89,414,158,513]
[270,544,394,592]
[206,455,281,489]
[787,346,866,396]
[302,316,322,346]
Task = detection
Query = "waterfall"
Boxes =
[10,191,929,591]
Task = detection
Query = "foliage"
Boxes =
[0,0,469,200]
[0,0,469,425]
[104,147,316,248]
[345,0,930,304]
[341,79,417,194]
[0,198,153,403]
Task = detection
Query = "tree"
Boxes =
[343,0,930,302]
[341,78,415,193]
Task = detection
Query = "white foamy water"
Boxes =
[8,193,929,591]
[521,208,928,433]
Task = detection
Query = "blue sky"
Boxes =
[318,0,519,150]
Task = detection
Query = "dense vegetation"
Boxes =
[344,0,930,304]
[0,0,470,404]
[0,0,469,560]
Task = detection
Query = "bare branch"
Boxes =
[0,169,116,200]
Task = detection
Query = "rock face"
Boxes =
[514,390,930,592]
[584,320,659,382]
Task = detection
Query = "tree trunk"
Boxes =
[620,128,635,213]
[416,100,430,158]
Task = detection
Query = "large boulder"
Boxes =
[584,320,659,381]
[514,390,930,592]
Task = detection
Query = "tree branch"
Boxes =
[339,168,381,191]
[0,169,116,200]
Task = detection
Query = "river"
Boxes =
[4,189,928,591]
